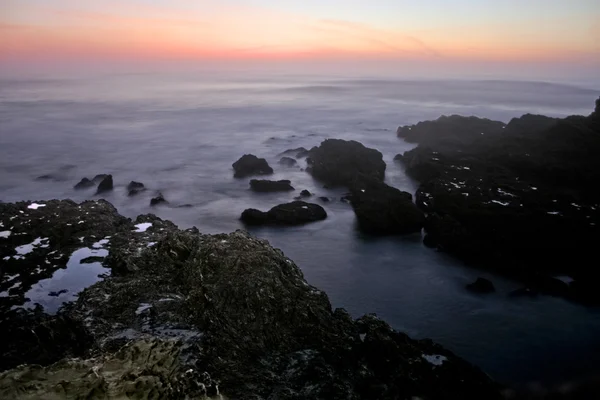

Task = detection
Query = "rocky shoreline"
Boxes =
[396,97,600,304]
[0,199,500,399]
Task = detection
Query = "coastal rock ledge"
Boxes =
[0,199,500,399]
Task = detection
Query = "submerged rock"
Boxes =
[300,189,312,197]
[0,199,500,399]
[279,156,298,167]
[249,179,295,192]
[279,147,309,158]
[241,201,327,225]
[466,278,495,294]
[232,154,273,178]
[150,193,168,206]
[74,177,94,190]
[126,181,145,196]
[95,175,113,195]
[306,139,386,187]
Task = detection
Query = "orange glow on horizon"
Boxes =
[1,4,598,65]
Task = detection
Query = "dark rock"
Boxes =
[318,196,330,202]
[150,193,168,206]
[241,201,327,226]
[466,278,495,294]
[73,178,94,190]
[232,154,273,178]
[0,200,500,399]
[300,189,312,197]
[95,175,113,195]
[349,178,424,235]
[306,139,386,187]
[35,174,53,181]
[279,157,298,167]
[127,181,146,196]
[0,310,92,373]
[127,181,145,191]
[509,288,538,298]
[249,179,294,192]
[397,97,600,303]
[48,289,68,297]
[92,174,108,183]
[279,147,309,158]
[80,256,105,264]
[397,115,505,148]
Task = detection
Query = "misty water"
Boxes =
[1,72,600,385]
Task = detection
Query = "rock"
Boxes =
[92,174,108,183]
[0,199,500,399]
[73,177,94,190]
[306,139,386,187]
[279,147,309,158]
[150,193,168,206]
[466,278,495,294]
[349,178,424,235]
[95,175,113,195]
[127,181,146,196]
[509,288,538,298]
[232,154,273,178]
[396,97,600,303]
[249,179,295,192]
[397,115,505,147]
[318,196,330,202]
[279,157,298,167]
[300,189,312,197]
[241,201,327,226]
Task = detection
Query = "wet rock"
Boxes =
[306,139,386,187]
[279,157,298,167]
[318,196,331,202]
[280,147,309,158]
[150,193,168,206]
[396,98,600,303]
[0,309,92,373]
[0,199,500,399]
[466,278,495,294]
[95,175,113,195]
[126,181,145,196]
[249,179,295,192]
[300,189,312,197]
[74,177,94,190]
[232,154,273,178]
[241,201,327,226]
[92,174,108,183]
[349,178,424,235]
[48,289,68,297]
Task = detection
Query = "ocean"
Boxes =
[1,71,599,385]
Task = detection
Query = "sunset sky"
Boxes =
[1,0,599,77]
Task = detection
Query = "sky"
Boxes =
[1,0,599,79]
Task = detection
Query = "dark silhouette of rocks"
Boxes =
[396,97,600,304]
[241,201,327,225]
[232,154,273,178]
[95,175,113,195]
[249,179,294,192]
[127,181,146,196]
[150,193,167,206]
[74,178,94,190]
[306,139,386,187]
